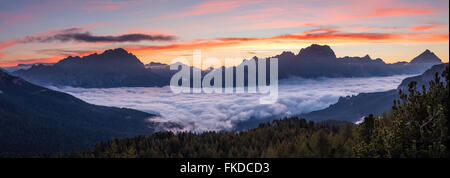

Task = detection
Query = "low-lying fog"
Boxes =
[52,75,413,132]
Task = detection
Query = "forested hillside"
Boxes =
[301,63,448,122]
[69,66,448,158]
[0,70,161,154]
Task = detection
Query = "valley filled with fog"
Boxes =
[52,74,413,132]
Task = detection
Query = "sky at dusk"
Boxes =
[0,0,448,67]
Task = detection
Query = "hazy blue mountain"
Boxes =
[1,63,54,73]
[145,61,180,83]
[0,69,174,154]
[300,63,449,122]
[13,48,168,88]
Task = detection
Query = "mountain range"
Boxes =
[0,69,179,154]
[270,44,441,79]
[10,44,442,88]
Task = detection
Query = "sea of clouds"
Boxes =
[51,75,413,132]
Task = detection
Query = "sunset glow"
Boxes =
[0,0,448,67]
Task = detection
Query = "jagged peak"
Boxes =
[102,48,129,55]
[410,49,442,64]
[49,47,145,71]
[297,44,336,59]
[279,51,295,56]
[64,55,81,60]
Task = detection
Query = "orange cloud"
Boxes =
[0,40,16,50]
[409,23,445,31]
[234,20,318,31]
[130,39,241,52]
[302,28,338,34]
[369,7,437,17]
[160,0,259,19]
[410,26,434,31]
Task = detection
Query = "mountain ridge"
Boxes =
[300,63,449,122]
[10,44,443,88]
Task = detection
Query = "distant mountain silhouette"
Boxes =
[0,70,178,154]
[273,44,442,78]
[1,63,54,73]
[300,63,449,122]
[410,49,442,64]
[11,44,443,88]
[218,44,442,83]
[146,62,169,68]
[13,48,168,88]
[144,61,180,83]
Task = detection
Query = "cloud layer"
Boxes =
[51,75,413,132]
